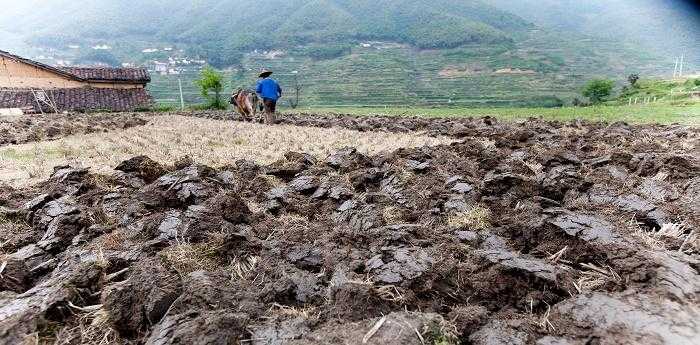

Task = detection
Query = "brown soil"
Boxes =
[0,113,147,146]
[0,112,698,345]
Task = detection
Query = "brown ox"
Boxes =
[230,89,260,121]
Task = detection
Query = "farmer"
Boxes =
[256,68,282,124]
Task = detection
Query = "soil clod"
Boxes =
[0,113,698,344]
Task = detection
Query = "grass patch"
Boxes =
[160,242,221,276]
[40,307,122,345]
[424,316,459,345]
[0,146,63,162]
[447,205,491,231]
[617,77,700,105]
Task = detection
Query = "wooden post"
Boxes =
[628,98,632,106]
[178,78,185,110]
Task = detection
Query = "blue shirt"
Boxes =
[256,78,282,101]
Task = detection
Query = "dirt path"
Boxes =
[0,113,698,344]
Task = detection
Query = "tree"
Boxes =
[287,72,302,109]
[78,50,120,67]
[627,73,640,87]
[572,97,590,107]
[194,66,225,109]
[582,79,614,104]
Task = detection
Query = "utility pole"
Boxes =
[178,78,185,110]
[679,55,684,78]
[673,57,679,78]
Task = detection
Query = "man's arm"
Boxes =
[277,83,282,98]
[256,81,263,96]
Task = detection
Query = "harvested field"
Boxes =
[0,115,452,186]
[0,113,147,146]
[0,112,699,345]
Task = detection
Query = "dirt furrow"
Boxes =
[0,114,698,344]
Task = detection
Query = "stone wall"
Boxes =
[0,87,153,113]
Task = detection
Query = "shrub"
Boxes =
[627,73,640,87]
[529,95,564,108]
[194,66,226,110]
[582,79,615,104]
[572,97,590,107]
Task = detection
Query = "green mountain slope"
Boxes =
[489,0,700,67]
[615,77,700,106]
[0,0,687,107]
[3,0,530,63]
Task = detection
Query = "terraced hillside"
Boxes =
[150,31,663,107]
[4,0,684,107]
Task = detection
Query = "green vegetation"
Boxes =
[297,44,352,61]
[628,73,640,87]
[149,27,666,109]
[616,78,700,106]
[4,0,697,68]
[140,104,179,112]
[5,0,687,108]
[582,79,615,104]
[289,103,700,125]
[0,146,64,162]
[77,50,120,67]
[10,0,530,64]
[194,66,226,110]
[488,0,700,68]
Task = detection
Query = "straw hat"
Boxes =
[258,68,273,78]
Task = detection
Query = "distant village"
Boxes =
[28,44,208,77]
[25,40,403,77]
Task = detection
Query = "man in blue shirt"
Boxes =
[256,69,282,124]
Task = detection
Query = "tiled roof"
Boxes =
[0,87,153,112]
[0,50,150,84]
[60,67,151,83]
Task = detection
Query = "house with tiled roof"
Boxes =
[0,50,152,113]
